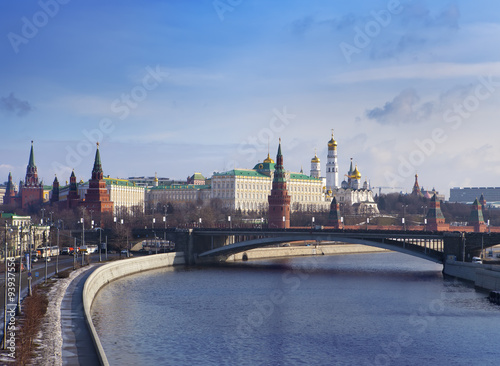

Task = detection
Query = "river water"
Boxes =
[91,252,500,365]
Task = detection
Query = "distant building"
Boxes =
[411,174,445,201]
[128,174,172,188]
[0,213,50,254]
[449,187,500,204]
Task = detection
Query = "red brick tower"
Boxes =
[51,175,59,204]
[268,139,291,229]
[425,194,448,231]
[3,172,17,205]
[83,143,114,221]
[329,196,342,229]
[66,170,80,209]
[20,141,44,209]
[469,198,486,232]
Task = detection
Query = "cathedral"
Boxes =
[318,131,379,215]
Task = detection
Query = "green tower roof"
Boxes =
[28,141,35,168]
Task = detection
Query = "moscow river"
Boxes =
[91,252,500,365]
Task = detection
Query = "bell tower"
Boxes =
[326,130,339,190]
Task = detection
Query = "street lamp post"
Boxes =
[73,237,77,270]
[163,216,167,241]
[402,205,408,231]
[17,226,24,315]
[98,228,102,262]
[3,222,10,349]
[28,225,35,296]
[44,232,48,283]
[80,217,85,266]
[56,226,60,274]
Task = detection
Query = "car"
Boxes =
[472,257,482,264]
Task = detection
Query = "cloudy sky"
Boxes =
[1,0,500,198]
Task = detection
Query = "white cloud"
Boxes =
[331,62,500,84]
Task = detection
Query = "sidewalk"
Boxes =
[61,265,102,366]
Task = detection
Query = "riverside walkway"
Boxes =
[61,265,102,366]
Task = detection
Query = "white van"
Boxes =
[472,257,482,264]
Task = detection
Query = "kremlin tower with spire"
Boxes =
[268,139,291,229]
[20,141,44,209]
[82,143,114,222]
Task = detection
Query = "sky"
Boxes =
[1,0,500,199]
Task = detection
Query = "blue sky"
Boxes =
[1,0,500,198]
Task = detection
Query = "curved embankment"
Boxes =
[226,244,389,261]
[83,252,185,366]
[444,259,500,291]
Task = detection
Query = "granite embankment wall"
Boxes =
[83,252,186,366]
[226,244,389,261]
[444,260,500,291]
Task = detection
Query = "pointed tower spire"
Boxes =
[21,140,43,209]
[28,140,35,168]
[92,142,103,180]
[268,139,291,229]
[25,140,39,186]
[469,198,486,232]
[412,173,423,197]
[51,174,60,203]
[3,172,17,205]
[425,194,448,231]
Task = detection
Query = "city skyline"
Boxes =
[1,1,500,198]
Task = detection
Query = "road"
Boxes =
[0,252,120,335]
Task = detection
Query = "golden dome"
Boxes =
[263,153,275,164]
[352,165,361,179]
[311,153,320,163]
[328,130,337,149]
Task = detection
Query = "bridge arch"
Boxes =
[198,234,444,264]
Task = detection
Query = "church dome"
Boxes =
[353,165,361,179]
[311,153,320,163]
[263,153,275,164]
[328,131,337,149]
